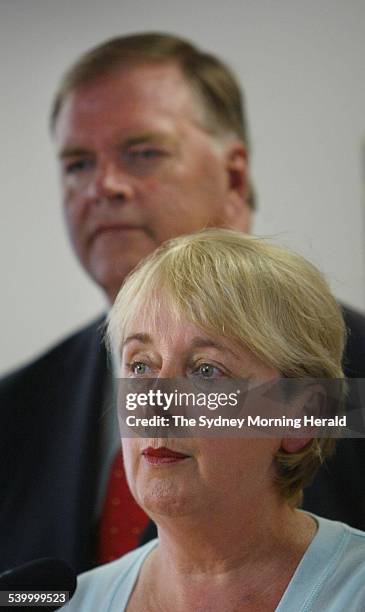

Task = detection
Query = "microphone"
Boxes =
[0,557,77,610]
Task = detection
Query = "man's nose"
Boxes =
[86,160,134,203]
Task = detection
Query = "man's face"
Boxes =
[55,63,251,302]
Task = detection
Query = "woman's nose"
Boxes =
[158,361,184,378]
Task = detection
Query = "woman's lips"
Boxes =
[142,446,189,465]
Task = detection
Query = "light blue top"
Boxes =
[64,515,365,611]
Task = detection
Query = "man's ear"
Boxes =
[223,141,251,232]
[281,384,326,454]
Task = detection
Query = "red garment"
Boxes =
[98,452,149,564]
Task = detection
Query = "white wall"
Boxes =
[1,0,364,375]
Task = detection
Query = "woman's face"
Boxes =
[119,300,282,520]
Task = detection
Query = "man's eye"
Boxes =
[192,363,225,379]
[64,159,92,174]
[124,148,167,162]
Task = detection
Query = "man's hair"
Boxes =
[108,228,346,507]
[51,32,255,208]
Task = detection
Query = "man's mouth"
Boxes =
[141,446,190,465]
[91,224,143,240]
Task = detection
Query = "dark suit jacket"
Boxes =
[1,306,364,574]
[302,305,365,526]
[0,317,109,574]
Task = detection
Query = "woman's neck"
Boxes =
[130,501,317,612]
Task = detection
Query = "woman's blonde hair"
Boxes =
[108,229,346,506]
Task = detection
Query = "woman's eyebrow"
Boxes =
[190,337,225,350]
[122,333,152,349]
[189,337,239,357]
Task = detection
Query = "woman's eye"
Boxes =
[126,361,155,377]
[193,363,224,379]
[131,362,149,375]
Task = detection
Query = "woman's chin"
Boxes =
[136,479,196,518]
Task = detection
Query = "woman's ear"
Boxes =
[281,437,312,454]
[281,384,326,454]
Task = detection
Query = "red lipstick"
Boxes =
[142,446,189,465]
